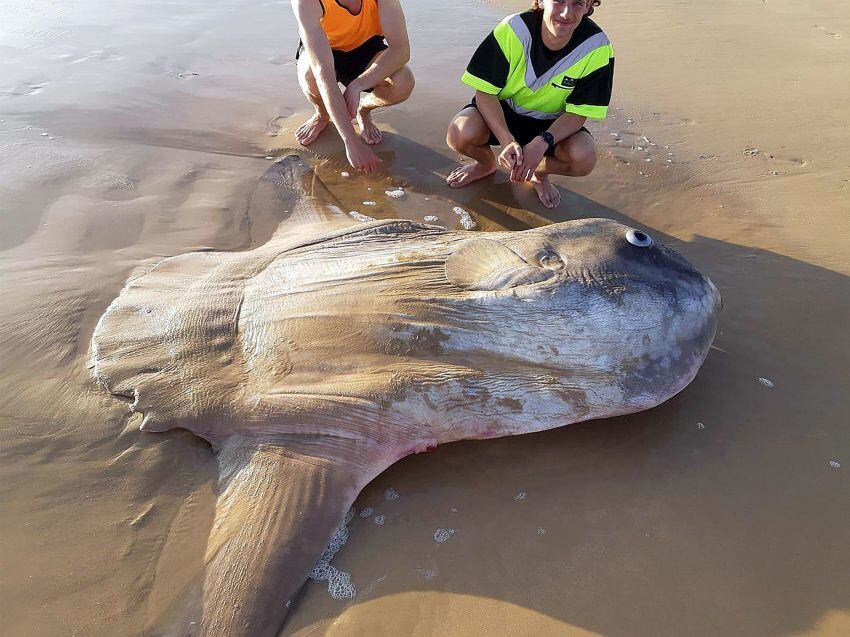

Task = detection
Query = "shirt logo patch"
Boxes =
[551,77,578,91]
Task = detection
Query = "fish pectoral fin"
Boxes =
[180,437,366,637]
[446,237,552,291]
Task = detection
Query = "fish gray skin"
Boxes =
[90,155,721,636]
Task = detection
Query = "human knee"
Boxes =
[375,68,414,105]
[446,119,469,151]
[557,139,597,176]
[572,147,597,176]
[446,118,463,150]
[392,66,415,101]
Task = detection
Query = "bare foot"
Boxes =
[446,162,497,189]
[357,109,383,145]
[295,111,329,146]
[530,173,561,208]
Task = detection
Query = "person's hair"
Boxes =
[530,0,601,17]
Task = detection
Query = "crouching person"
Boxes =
[446,0,613,208]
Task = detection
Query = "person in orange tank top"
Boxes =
[292,0,414,173]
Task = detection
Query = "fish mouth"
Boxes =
[708,277,723,311]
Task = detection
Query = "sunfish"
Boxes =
[91,155,721,636]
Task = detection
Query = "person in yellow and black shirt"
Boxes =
[292,0,414,173]
[446,0,614,208]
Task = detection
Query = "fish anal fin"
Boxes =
[193,437,367,637]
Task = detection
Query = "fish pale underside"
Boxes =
[90,155,721,636]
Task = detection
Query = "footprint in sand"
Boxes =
[815,25,842,39]
[743,147,807,168]
[266,111,295,136]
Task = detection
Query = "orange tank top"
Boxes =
[320,0,383,52]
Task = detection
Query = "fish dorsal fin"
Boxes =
[445,237,553,291]
[253,155,355,233]
[255,156,444,242]
[160,437,372,637]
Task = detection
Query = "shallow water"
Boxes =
[1,1,849,636]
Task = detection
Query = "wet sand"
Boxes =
[1,1,849,636]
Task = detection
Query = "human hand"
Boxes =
[345,138,382,173]
[498,141,523,177]
[512,137,548,183]
[343,81,363,120]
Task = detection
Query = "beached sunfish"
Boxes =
[91,155,721,636]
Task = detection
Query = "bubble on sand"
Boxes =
[384,488,399,501]
[349,210,375,223]
[452,206,477,230]
[385,188,406,199]
[309,507,357,599]
[423,215,439,222]
[830,460,841,469]
[757,377,775,388]
[40,132,48,137]
[374,514,386,526]
[434,528,455,543]
[359,507,374,518]
[514,491,527,500]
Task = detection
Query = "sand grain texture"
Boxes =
[1,0,849,636]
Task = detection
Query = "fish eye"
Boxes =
[626,229,653,248]
[538,251,565,270]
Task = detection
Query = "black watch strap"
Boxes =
[539,131,556,153]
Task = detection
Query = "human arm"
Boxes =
[471,91,527,176]
[342,0,411,115]
[292,0,381,172]
[512,112,587,182]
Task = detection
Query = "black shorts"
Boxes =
[464,97,592,157]
[296,35,388,89]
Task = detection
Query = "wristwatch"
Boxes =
[539,130,556,154]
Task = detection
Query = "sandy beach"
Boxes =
[1,0,848,635]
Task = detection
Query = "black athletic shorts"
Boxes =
[296,35,388,90]
[465,96,592,157]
